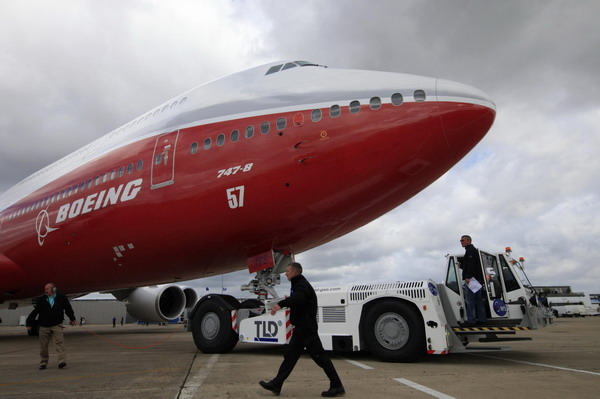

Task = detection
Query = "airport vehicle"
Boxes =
[191,248,553,362]
[0,60,495,344]
[545,293,591,317]
[551,305,585,317]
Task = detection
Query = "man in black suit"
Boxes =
[260,262,344,397]
[460,235,487,326]
[26,283,77,369]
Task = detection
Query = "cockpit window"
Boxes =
[265,61,326,75]
[295,61,321,67]
[282,63,297,71]
[266,65,283,75]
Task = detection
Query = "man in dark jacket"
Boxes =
[460,235,487,325]
[26,283,77,369]
[259,262,344,397]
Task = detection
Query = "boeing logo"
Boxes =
[56,178,143,224]
[34,179,143,246]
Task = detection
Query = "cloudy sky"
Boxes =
[1,0,599,299]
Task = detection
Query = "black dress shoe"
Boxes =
[259,380,281,396]
[58,362,67,369]
[322,385,345,397]
[39,364,47,370]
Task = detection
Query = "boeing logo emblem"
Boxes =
[33,178,143,246]
[35,209,59,246]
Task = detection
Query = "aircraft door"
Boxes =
[151,130,180,189]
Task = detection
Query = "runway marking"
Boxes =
[344,359,374,369]
[394,378,456,399]
[473,354,600,377]
[177,353,220,399]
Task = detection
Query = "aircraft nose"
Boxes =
[436,79,496,160]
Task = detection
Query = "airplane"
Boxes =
[0,60,495,343]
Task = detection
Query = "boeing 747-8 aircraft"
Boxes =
[0,61,495,349]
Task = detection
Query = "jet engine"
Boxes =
[114,285,197,322]
[181,286,199,310]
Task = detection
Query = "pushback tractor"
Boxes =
[188,248,554,362]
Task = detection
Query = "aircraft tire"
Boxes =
[362,299,425,362]
[191,298,238,353]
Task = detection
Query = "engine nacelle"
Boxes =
[124,285,187,322]
[182,286,199,309]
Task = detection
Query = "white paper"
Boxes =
[467,278,482,293]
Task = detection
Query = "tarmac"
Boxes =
[1,317,599,399]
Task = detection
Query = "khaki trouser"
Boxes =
[39,325,66,365]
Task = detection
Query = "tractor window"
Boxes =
[499,255,521,292]
[445,257,460,295]
[480,251,503,300]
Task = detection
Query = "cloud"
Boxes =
[1,0,599,298]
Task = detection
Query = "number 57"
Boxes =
[226,186,245,209]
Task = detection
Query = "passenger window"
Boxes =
[217,133,225,146]
[110,170,116,180]
[95,176,100,186]
[349,100,361,114]
[245,125,254,139]
[231,129,239,142]
[329,105,341,118]
[311,109,322,122]
[261,122,270,135]
[118,167,124,178]
[414,90,426,102]
[276,117,287,130]
[88,178,93,188]
[155,153,163,165]
[137,160,143,171]
[80,182,86,192]
[391,93,403,106]
[102,173,108,183]
[127,163,134,174]
[190,142,199,154]
[293,113,304,126]
[369,97,382,110]
[203,137,212,150]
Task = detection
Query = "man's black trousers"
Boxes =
[273,327,342,388]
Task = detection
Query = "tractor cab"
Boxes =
[440,248,554,328]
